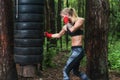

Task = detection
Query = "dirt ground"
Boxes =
[41,51,120,80]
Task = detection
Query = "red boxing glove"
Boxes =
[44,32,52,38]
[63,16,69,24]
[63,16,72,28]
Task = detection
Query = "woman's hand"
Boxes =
[44,32,52,38]
[63,16,69,24]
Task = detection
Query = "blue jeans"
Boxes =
[63,46,89,80]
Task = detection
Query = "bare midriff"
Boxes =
[71,35,83,46]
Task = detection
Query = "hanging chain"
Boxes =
[16,0,19,18]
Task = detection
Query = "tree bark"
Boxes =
[78,0,85,18]
[65,0,69,50]
[45,0,51,51]
[85,0,110,80]
[78,0,82,16]
[0,0,18,80]
[49,0,57,46]
[66,0,69,7]
[57,0,62,49]
[45,0,56,50]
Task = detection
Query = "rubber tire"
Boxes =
[14,30,43,38]
[18,0,44,5]
[14,47,43,55]
[16,14,44,22]
[14,54,43,65]
[14,22,44,30]
[18,5,44,13]
[14,39,43,47]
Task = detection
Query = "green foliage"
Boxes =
[44,47,57,68]
[108,40,120,71]
[43,39,58,68]
[108,0,120,71]
[109,0,120,40]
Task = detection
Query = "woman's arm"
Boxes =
[45,25,66,39]
[52,26,66,38]
[68,18,84,32]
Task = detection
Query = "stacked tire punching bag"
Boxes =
[14,0,44,65]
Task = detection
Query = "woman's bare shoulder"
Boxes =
[75,17,85,24]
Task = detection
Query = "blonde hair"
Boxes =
[61,8,78,23]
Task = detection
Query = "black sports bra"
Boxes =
[67,27,83,36]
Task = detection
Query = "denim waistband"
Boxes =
[71,46,82,49]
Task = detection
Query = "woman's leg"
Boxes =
[72,49,89,80]
[63,53,75,80]
[72,59,81,77]
[63,48,84,80]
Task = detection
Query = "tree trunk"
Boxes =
[49,0,57,46]
[78,0,85,18]
[45,0,49,51]
[45,0,56,50]
[66,0,69,7]
[0,0,18,80]
[78,0,82,16]
[65,0,69,50]
[57,0,62,49]
[85,0,110,80]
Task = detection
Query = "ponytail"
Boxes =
[69,8,78,23]
[69,8,78,18]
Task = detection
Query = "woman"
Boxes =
[45,8,89,80]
